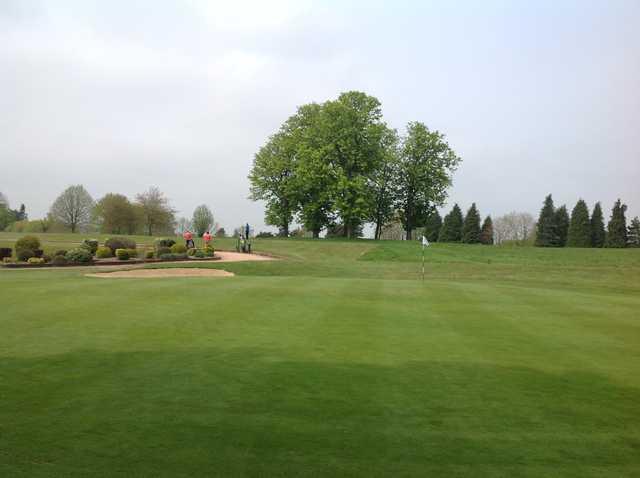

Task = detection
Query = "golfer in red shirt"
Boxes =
[203,231,212,245]
[183,230,194,249]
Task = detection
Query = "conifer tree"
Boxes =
[554,205,569,247]
[424,210,442,242]
[628,217,640,247]
[605,199,628,248]
[535,194,558,247]
[567,199,591,247]
[438,204,464,242]
[462,203,481,243]
[480,216,494,245]
[590,202,605,247]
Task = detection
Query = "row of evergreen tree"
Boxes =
[535,195,639,248]
[421,203,494,245]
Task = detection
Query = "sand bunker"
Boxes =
[86,268,235,279]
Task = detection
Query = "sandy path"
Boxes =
[86,268,234,279]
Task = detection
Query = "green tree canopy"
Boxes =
[396,122,461,240]
[605,199,628,248]
[462,203,481,244]
[554,205,569,247]
[480,216,494,245]
[135,186,175,236]
[628,217,640,247]
[535,194,558,247]
[590,202,606,247]
[567,199,591,247]
[439,204,464,242]
[192,205,214,236]
[424,209,442,242]
[49,185,94,233]
[94,193,137,234]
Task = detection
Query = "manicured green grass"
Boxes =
[1,233,639,476]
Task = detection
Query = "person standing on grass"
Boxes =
[183,229,195,249]
[203,230,212,247]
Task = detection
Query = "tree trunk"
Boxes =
[313,229,320,239]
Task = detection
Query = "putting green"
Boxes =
[1,236,639,477]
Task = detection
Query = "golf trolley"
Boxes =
[236,235,252,253]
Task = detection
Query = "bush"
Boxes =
[154,238,176,249]
[0,248,12,259]
[187,248,197,256]
[54,249,68,257]
[127,248,138,258]
[82,239,99,254]
[159,252,187,261]
[3,257,15,264]
[194,250,205,258]
[170,243,187,253]
[17,249,35,262]
[156,246,171,257]
[15,235,40,253]
[27,257,45,264]
[65,248,93,264]
[105,237,136,253]
[42,254,52,263]
[115,249,130,260]
[145,250,154,259]
[33,249,44,258]
[204,245,215,257]
[96,246,113,258]
[51,255,68,266]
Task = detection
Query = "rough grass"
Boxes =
[1,233,639,476]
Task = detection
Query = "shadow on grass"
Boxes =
[1,349,639,477]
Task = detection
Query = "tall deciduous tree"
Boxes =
[370,127,400,240]
[605,199,628,248]
[192,205,214,236]
[94,193,137,234]
[49,185,94,233]
[567,199,591,247]
[535,194,558,247]
[462,203,481,243]
[480,216,494,245]
[249,126,298,237]
[424,210,442,242]
[322,91,387,238]
[590,202,606,247]
[439,204,464,242]
[554,205,569,247]
[396,122,461,240]
[135,186,175,236]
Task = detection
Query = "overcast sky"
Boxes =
[1,0,638,233]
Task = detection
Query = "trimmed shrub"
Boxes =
[204,245,215,257]
[0,248,12,259]
[145,250,154,259]
[187,248,197,256]
[82,239,99,254]
[156,246,171,257]
[65,248,93,264]
[159,252,187,261]
[170,243,187,253]
[17,249,35,262]
[127,248,138,258]
[28,257,45,264]
[3,257,15,264]
[54,249,68,257]
[15,235,40,253]
[96,246,113,258]
[194,250,206,258]
[51,255,68,266]
[115,249,130,260]
[105,237,136,253]
[154,238,176,249]
[42,254,52,263]
[33,249,44,258]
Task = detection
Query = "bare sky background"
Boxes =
[1,0,638,233]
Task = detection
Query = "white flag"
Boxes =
[422,236,429,247]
